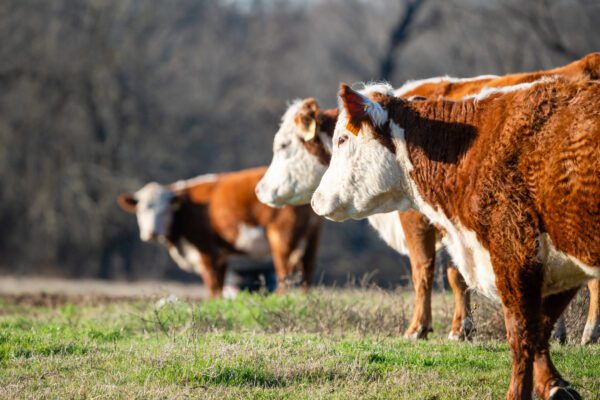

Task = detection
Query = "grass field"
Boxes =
[0,287,598,399]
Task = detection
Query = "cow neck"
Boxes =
[390,97,480,224]
[302,108,338,165]
[166,194,207,247]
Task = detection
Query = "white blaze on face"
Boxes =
[256,101,329,207]
[132,182,175,241]
[311,84,412,221]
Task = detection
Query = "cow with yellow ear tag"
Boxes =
[256,98,338,207]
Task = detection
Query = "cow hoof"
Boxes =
[581,320,600,345]
[548,386,582,400]
[404,326,431,340]
[448,317,474,341]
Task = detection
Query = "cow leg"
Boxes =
[197,253,226,298]
[447,263,473,341]
[500,299,539,400]
[298,225,320,292]
[400,211,436,340]
[491,241,542,400]
[534,288,581,400]
[551,317,567,345]
[266,228,292,295]
[582,279,600,344]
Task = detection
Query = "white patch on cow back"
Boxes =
[465,76,557,101]
[170,173,218,192]
[234,223,270,257]
[367,212,408,255]
[394,75,499,97]
[168,238,206,275]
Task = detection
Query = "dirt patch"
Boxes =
[0,292,133,307]
[0,276,208,307]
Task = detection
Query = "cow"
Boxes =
[118,167,321,297]
[256,98,472,341]
[311,78,600,399]
[256,53,600,344]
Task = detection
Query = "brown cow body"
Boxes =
[397,77,600,400]
[397,53,600,344]
[317,77,600,399]
[119,167,321,297]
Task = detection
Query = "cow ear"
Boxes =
[300,118,317,141]
[339,83,369,136]
[117,193,138,212]
[296,98,319,141]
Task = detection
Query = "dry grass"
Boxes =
[0,287,597,399]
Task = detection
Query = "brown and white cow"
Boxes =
[257,53,600,343]
[398,52,600,345]
[312,78,600,399]
[118,167,321,297]
[256,97,471,340]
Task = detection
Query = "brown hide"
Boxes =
[365,77,599,399]
[387,79,600,267]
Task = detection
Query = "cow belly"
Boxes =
[234,223,271,258]
[539,233,599,296]
[442,229,598,301]
[168,238,205,275]
[367,212,409,255]
[441,225,498,300]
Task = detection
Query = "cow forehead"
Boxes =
[276,100,305,138]
[135,182,172,206]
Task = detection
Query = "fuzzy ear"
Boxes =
[295,98,319,141]
[300,118,317,141]
[339,83,369,136]
[117,193,138,213]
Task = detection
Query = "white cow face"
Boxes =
[256,99,330,207]
[311,84,411,221]
[118,183,178,241]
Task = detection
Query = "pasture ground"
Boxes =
[0,280,598,399]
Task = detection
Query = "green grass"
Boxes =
[0,289,598,399]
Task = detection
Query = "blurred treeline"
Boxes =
[1,0,598,285]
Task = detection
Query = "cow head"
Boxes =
[256,98,333,207]
[118,182,182,241]
[311,83,413,221]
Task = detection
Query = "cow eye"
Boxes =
[277,141,290,151]
[337,135,347,147]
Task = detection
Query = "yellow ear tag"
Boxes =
[302,119,317,141]
[346,121,360,136]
